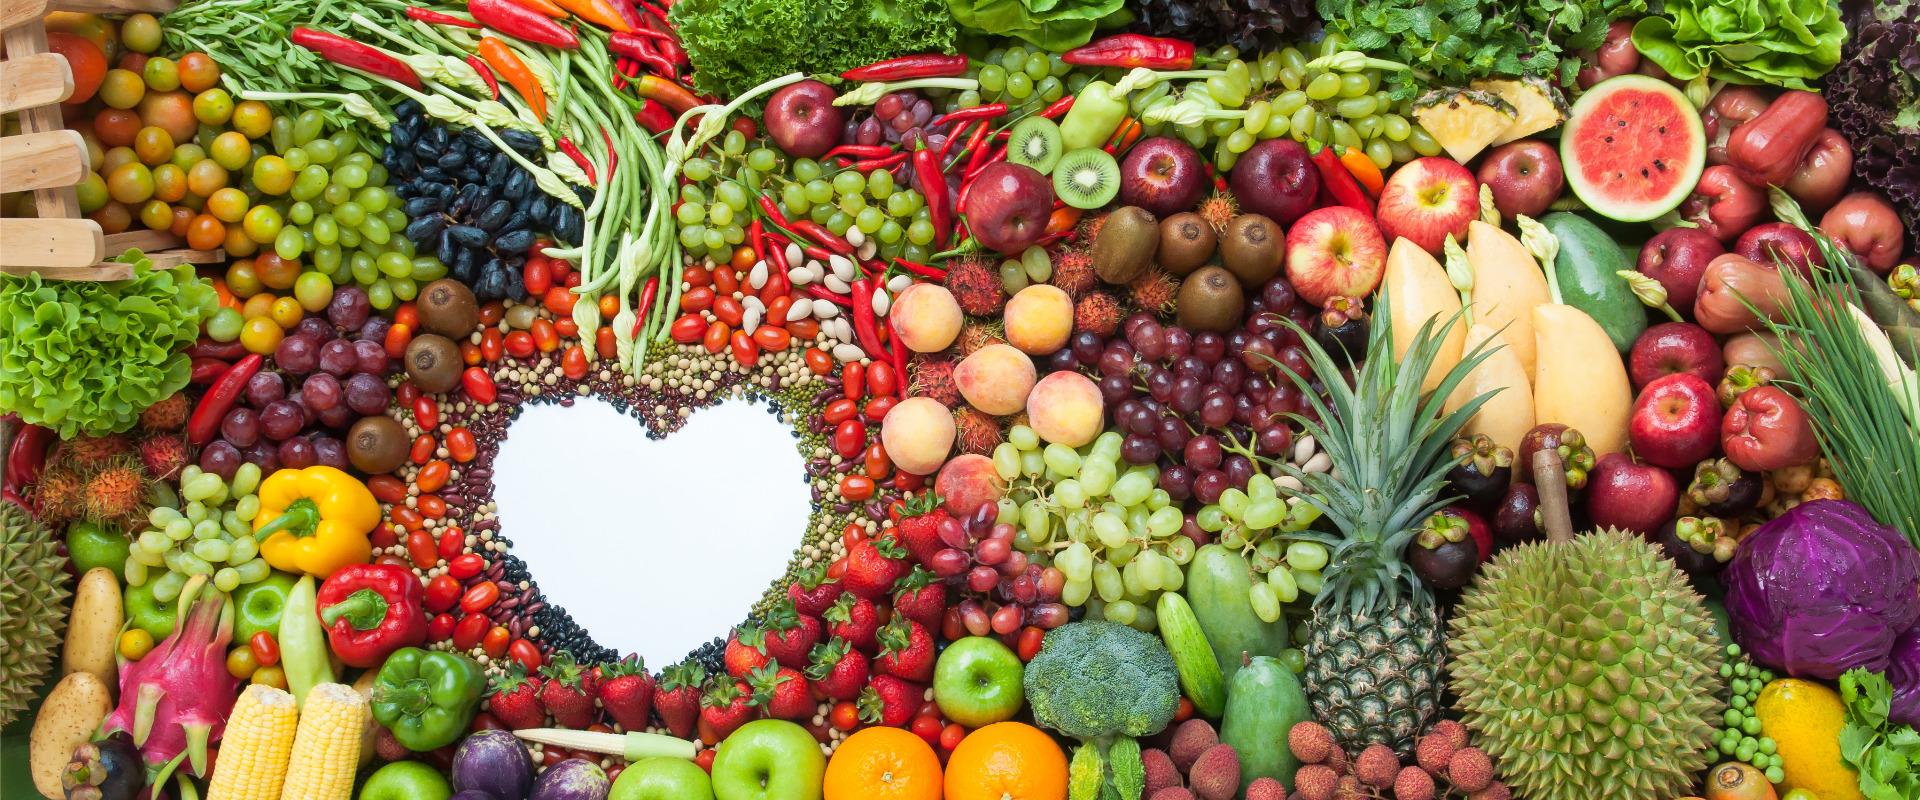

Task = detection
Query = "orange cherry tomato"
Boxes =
[483,626,510,659]
[384,322,413,359]
[595,326,616,360]
[446,428,477,462]
[561,345,588,380]
[417,460,450,492]
[712,265,739,295]
[417,494,446,519]
[394,303,419,329]
[460,341,482,366]
[504,330,535,359]
[804,347,833,374]
[864,443,892,480]
[480,328,504,362]
[839,474,876,501]
[702,321,729,354]
[751,325,791,352]
[729,330,758,367]
[530,319,559,352]
[787,318,821,340]
[367,475,407,503]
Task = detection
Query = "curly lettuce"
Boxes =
[1630,0,1847,90]
[0,251,215,437]
[670,0,955,100]
[1825,3,1920,235]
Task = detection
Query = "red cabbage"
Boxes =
[1722,500,1920,680]
[1892,625,1920,727]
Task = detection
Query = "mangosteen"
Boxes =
[1688,458,1763,518]
[1314,296,1369,363]
[1516,423,1595,493]
[1653,516,1729,575]
[1445,435,1513,513]
[1492,482,1543,548]
[64,731,142,800]
[1408,514,1480,589]
[404,334,463,393]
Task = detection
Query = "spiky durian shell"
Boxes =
[0,501,72,726]
[1448,528,1725,800]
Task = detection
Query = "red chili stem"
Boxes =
[290,27,422,89]
[406,7,483,27]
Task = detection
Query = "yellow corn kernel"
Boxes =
[279,683,367,800]
[207,685,298,800]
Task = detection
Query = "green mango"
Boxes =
[1540,212,1649,352]
[65,521,130,581]
[231,570,301,642]
[123,582,178,640]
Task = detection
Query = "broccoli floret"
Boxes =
[1022,620,1180,740]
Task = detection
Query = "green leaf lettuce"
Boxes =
[671,0,956,100]
[1630,0,1847,90]
[947,0,1125,51]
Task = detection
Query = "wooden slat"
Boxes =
[103,229,185,253]
[0,0,47,32]
[0,130,87,192]
[0,217,104,269]
[0,52,72,113]
[45,0,174,13]
[146,249,221,267]
[3,23,78,221]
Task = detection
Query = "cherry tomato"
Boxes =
[729,330,758,367]
[595,327,616,360]
[868,361,897,397]
[413,395,439,429]
[397,382,420,408]
[447,553,485,580]
[895,471,926,491]
[679,286,714,313]
[864,443,892,480]
[384,322,413,359]
[1016,625,1045,661]
[693,750,716,773]
[822,398,858,424]
[460,341,483,365]
[523,257,552,296]
[437,528,464,560]
[713,264,740,294]
[911,715,942,746]
[864,396,897,422]
[428,613,457,641]
[410,434,436,465]
[702,321,729,354]
[843,362,865,400]
[478,302,504,326]
[417,494,446,519]
[598,294,619,320]
[804,348,834,374]
[553,317,578,339]
[453,612,489,650]
[248,631,280,667]
[683,265,710,287]
[483,626,511,658]
[367,474,407,503]
[508,638,543,671]
[562,345,588,380]
[530,319,558,352]
[407,530,438,569]
[830,702,859,731]
[751,326,791,352]
[832,419,866,459]
[480,328,504,362]
[391,506,424,531]
[670,314,706,344]
[787,319,821,340]
[504,330,535,359]
[1173,696,1195,724]
[226,646,259,679]
[417,460,450,493]
[542,286,575,316]
[766,296,793,327]
[394,304,420,329]
[839,475,875,501]
[462,367,497,404]
[712,296,744,327]
[460,581,499,613]
[447,427,478,462]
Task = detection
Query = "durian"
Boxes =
[0,501,72,726]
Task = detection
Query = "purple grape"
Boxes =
[1124,313,1155,337]
[318,403,354,430]
[1225,455,1256,487]
[199,440,242,481]
[1180,515,1208,547]
[274,335,319,375]
[1160,464,1194,501]
[327,286,371,329]
[245,372,285,408]
[1198,393,1234,428]
[286,392,315,425]
[855,117,882,145]
[352,340,387,374]
[1261,278,1297,312]
[1146,369,1176,403]
[242,441,279,473]
[317,338,357,376]
[1124,403,1157,436]
[1173,356,1208,382]
[1185,435,1223,470]
[1156,416,1189,452]
[1257,424,1293,456]
[1171,376,1203,414]
[1193,470,1229,504]
[311,435,349,470]
[1121,434,1160,465]
[1213,359,1246,393]
[260,400,305,441]
[1192,332,1226,364]
[1098,344,1134,377]
[1070,332,1104,363]
[1240,336,1277,373]
[876,93,905,119]
[344,373,391,416]
[277,436,317,469]
[356,315,391,344]
[1127,320,1166,361]
[294,316,334,341]
[302,372,342,411]
[1044,348,1078,373]
[1164,326,1192,359]
[1233,394,1257,426]
[221,408,260,447]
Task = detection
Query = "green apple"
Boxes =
[933,635,1025,727]
[710,719,824,800]
[610,757,715,800]
[358,760,452,800]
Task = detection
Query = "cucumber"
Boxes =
[1156,592,1227,719]
[1541,212,1647,352]
[1184,545,1289,682]
[1220,655,1309,794]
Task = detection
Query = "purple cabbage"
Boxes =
[1891,625,1920,727]
[1723,500,1920,679]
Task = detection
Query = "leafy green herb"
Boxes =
[0,252,216,438]
[1839,669,1920,800]
[946,0,1126,52]
[1314,0,1646,96]
[1629,0,1846,90]
[670,0,955,101]
[161,0,400,142]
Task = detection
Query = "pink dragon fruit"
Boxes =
[101,575,241,780]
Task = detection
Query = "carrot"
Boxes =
[478,37,547,122]
[553,0,629,30]
[1337,145,1384,196]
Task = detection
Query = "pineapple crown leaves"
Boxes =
[744,663,793,708]
[660,662,706,692]
[804,637,853,681]
[1261,290,1504,615]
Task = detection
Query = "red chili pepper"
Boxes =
[840,53,970,82]
[634,99,674,134]
[1062,34,1196,70]
[935,120,971,163]
[850,278,888,359]
[852,152,910,172]
[610,0,645,32]
[947,119,991,173]
[931,103,1008,129]
[634,74,702,115]
[3,418,54,497]
[1038,95,1075,119]
[1310,143,1374,213]
[188,337,249,361]
[557,137,597,185]
[608,32,677,81]
[189,357,229,385]
[790,220,856,256]
[552,0,631,31]
[885,317,907,395]
[912,143,952,250]
[467,0,578,49]
[892,258,947,280]
[633,275,660,337]
[804,285,853,308]
[464,55,500,99]
[406,6,483,27]
[823,144,896,160]
[636,9,686,68]
[756,194,792,227]
[187,354,263,445]
[290,28,422,89]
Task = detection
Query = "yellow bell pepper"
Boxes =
[254,466,379,578]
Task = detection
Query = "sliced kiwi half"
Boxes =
[1006,117,1063,175]
[1053,148,1120,210]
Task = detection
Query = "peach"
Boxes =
[1003,284,1072,354]
[954,344,1036,416]
[890,283,962,353]
[936,454,1006,516]
[881,396,957,475]
[1026,372,1104,447]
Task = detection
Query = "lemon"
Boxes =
[1753,678,1861,800]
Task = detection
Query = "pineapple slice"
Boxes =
[1472,76,1569,146]
[1412,89,1516,164]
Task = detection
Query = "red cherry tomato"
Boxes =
[460,581,500,613]
[831,419,866,459]
[453,612,489,650]
[447,553,485,580]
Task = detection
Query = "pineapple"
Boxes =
[1270,298,1498,757]
[1411,89,1516,163]
[1471,76,1569,146]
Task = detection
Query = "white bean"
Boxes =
[856,240,878,261]
[1303,452,1333,474]
[831,318,853,341]
[785,243,802,266]
[814,301,841,320]
[887,274,912,292]
[788,266,816,286]
[832,343,867,362]
[742,296,765,314]
[845,226,865,247]
[787,298,814,322]
[1294,435,1317,466]
[748,261,768,290]
[741,307,761,337]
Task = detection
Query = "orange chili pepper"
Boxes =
[478,37,548,122]
[552,0,629,31]
[1046,206,1083,236]
[634,74,701,115]
[507,0,569,19]
[1337,145,1385,196]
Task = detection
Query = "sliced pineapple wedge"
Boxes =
[1471,76,1569,146]
[1412,89,1516,164]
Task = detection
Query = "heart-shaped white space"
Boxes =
[492,396,810,668]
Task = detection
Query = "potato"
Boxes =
[31,671,113,798]
[63,567,122,689]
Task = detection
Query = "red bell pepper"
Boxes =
[316,563,431,668]
[1062,34,1195,70]
[290,28,422,89]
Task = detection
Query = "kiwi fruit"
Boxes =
[1052,148,1120,210]
[417,279,479,338]
[1176,266,1246,333]
[1219,214,1285,287]
[404,334,463,393]
[1157,212,1217,276]
[1005,117,1064,175]
[347,415,410,474]
[1093,206,1158,285]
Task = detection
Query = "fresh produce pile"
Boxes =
[6,2,1920,800]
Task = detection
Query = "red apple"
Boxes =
[1376,157,1479,254]
[1734,221,1822,277]
[1629,373,1722,469]
[961,162,1053,255]
[1628,322,1726,389]
[1637,227,1725,311]
[1229,139,1320,226]
[1118,137,1206,218]
[763,80,846,159]
[1284,206,1387,308]
[1586,452,1679,536]
[1476,140,1564,218]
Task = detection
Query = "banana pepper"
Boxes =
[254,466,379,578]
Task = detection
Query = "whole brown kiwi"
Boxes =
[346,416,410,474]
[1092,206,1158,285]
[1219,214,1285,287]
[404,334,463,393]
[1157,212,1216,276]
[1175,266,1246,333]
[417,279,480,338]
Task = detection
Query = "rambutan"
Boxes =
[81,460,147,527]
[1049,248,1097,299]
[952,408,1004,455]
[1075,210,1108,242]
[30,467,85,523]
[1074,292,1125,337]
[908,356,961,407]
[955,320,1006,356]
[943,257,1006,316]
[139,392,190,431]
[1196,191,1240,233]
[1129,269,1180,317]
[138,434,188,480]
[59,434,131,470]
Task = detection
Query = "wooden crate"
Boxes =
[1,0,222,281]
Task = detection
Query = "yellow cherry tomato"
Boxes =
[118,628,155,660]
[250,665,287,689]
[268,296,303,329]
[226,644,259,679]
[239,315,283,355]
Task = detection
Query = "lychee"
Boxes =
[955,320,1006,356]
[1073,292,1125,337]
[1393,766,1436,800]
[1049,248,1097,299]
[1243,777,1286,800]
[60,434,131,469]
[1196,191,1240,233]
[1129,269,1179,316]
[908,356,961,406]
[1169,718,1219,771]
[944,257,1005,316]
[138,434,188,480]
[1428,719,1468,750]
[1142,748,1182,794]
[1467,781,1511,800]
[139,392,190,431]
[1287,721,1335,764]
[1333,775,1365,800]
[1414,730,1459,774]
[1187,744,1241,800]
[1148,789,1193,800]
[952,408,1004,456]
[1447,747,1494,793]
[1354,744,1399,788]
[1324,746,1349,775]
[82,460,147,526]
[1294,764,1339,800]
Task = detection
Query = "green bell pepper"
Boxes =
[123,581,179,639]
[66,521,131,581]
[370,647,484,751]
[231,570,300,641]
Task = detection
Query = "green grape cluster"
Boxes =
[273,112,440,310]
[1193,476,1326,622]
[1719,644,1787,783]
[952,45,1074,115]
[125,462,272,596]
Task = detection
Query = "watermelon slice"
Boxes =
[1560,75,1705,223]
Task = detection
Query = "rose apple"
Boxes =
[1376,157,1478,254]
[1118,137,1206,217]
[1586,452,1680,536]
[1477,140,1564,219]
[1637,228,1725,312]
[1628,322,1726,389]
[763,80,845,160]
[933,636,1025,727]
[1629,373,1722,469]
[1229,139,1320,225]
[961,162,1053,255]
[1734,222,1822,276]
[1284,206,1387,308]
[711,719,825,800]
[1721,385,1818,472]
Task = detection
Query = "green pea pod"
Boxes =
[371,647,485,751]
[1539,212,1647,352]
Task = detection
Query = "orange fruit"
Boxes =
[944,722,1068,800]
[48,32,107,104]
[826,727,941,800]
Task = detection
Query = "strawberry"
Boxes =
[596,654,655,733]
[858,673,923,727]
[892,493,952,567]
[746,663,814,720]
[723,624,772,678]
[486,668,546,730]
[841,535,908,600]
[891,567,948,632]
[874,618,935,683]
[787,562,842,617]
[805,637,870,702]
[654,663,705,739]
[824,592,882,653]
[701,679,755,739]
[760,599,823,670]
[539,652,598,729]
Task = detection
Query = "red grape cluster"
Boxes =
[843,91,948,151]
[198,286,394,480]
[930,502,1071,636]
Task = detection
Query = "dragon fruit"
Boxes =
[101,575,240,780]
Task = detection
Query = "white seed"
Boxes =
[814,301,841,320]
[887,274,912,292]
[742,308,761,336]
[872,288,891,317]
[786,243,803,265]
[845,226,866,247]
[823,273,851,294]
[743,295,765,314]
[748,260,768,289]
[830,318,853,341]
[1303,452,1333,474]
[856,240,878,260]
[832,343,866,362]
[789,266,816,286]
[1294,435,1317,465]
[787,298,814,322]
[829,255,857,282]
[1277,475,1304,492]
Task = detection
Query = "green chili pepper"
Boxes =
[371,647,485,751]
[1059,80,1128,152]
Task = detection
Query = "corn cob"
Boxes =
[279,683,367,800]
[207,685,300,800]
